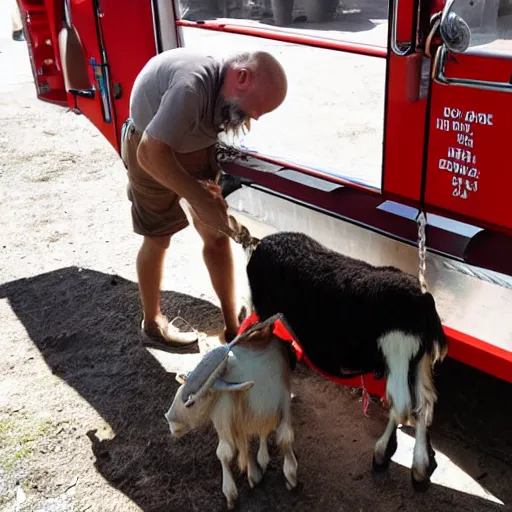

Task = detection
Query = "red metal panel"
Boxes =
[67,0,118,149]
[18,0,67,106]
[445,327,512,384]
[424,53,512,235]
[42,0,63,71]
[97,0,157,143]
[382,53,428,201]
[175,20,387,58]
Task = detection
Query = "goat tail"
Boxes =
[398,293,446,427]
[422,291,448,365]
[379,332,421,424]
[379,324,445,425]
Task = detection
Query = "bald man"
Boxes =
[121,48,287,351]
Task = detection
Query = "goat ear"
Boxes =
[175,373,188,385]
[212,379,255,392]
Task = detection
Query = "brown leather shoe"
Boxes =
[141,315,198,352]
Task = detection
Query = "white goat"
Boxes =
[165,325,298,509]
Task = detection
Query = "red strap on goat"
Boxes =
[238,313,382,413]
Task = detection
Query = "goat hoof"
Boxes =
[412,449,437,492]
[286,480,301,495]
[372,429,397,473]
[249,469,263,488]
[226,497,238,510]
[257,458,269,475]
[285,475,298,491]
[411,473,431,492]
[372,453,390,472]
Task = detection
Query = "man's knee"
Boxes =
[193,216,228,245]
[199,226,231,253]
[204,233,231,252]
[143,234,172,251]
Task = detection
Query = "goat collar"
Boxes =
[237,313,387,411]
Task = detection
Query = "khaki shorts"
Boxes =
[121,118,220,238]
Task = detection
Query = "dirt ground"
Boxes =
[1,11,512,512]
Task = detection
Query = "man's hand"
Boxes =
[137,134,234,237]
[190,182,232,236]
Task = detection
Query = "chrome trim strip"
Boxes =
[227,186,512,354]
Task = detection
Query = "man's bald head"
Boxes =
[219,51,287,135]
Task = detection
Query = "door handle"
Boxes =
[68,87,96,99]
[390,0,412,56]
[433,45,512,93]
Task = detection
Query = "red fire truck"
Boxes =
[16,0,512,395]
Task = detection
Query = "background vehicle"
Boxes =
[17,0,512,393]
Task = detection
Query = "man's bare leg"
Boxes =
[192,217,239,339]
[137,235,169,322]
[137,234,198,347]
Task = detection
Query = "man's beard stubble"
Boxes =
[217,96,251,139]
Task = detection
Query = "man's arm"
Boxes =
[136,83,214,205]
[135,83,231,234]
[136,133,212,206]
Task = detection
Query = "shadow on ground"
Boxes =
[0,266,510,511]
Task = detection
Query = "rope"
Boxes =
[425,18,441,58]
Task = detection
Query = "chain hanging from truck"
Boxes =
[416,0,473,293]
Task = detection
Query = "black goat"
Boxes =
[244,230,448,490]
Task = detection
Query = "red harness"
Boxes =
[238,313,387,414]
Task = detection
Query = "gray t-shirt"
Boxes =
[129,48,224,154]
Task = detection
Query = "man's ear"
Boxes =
[236,68,251,90]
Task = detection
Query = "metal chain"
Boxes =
[417,210,428,293]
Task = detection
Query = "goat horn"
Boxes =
[181,314,287,407]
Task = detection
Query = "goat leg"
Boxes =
[236,435,263,489]
[372,415,398,471]
[257,434,270,474]
[411,354,438,491]
[411,418,437,491]
[277,397,298,490]
[247,450,263,488]
[216,438,238,509]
